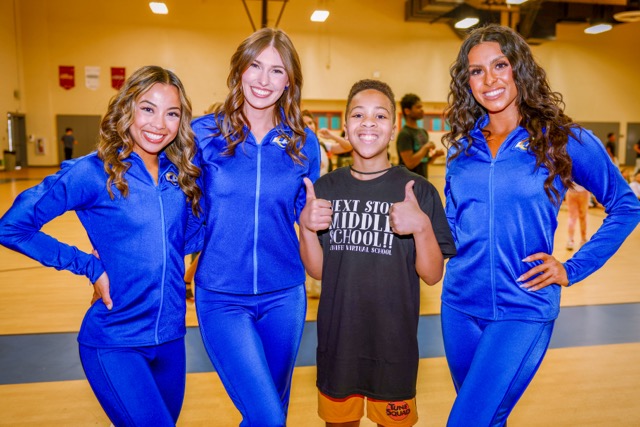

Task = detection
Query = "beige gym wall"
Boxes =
[1,0,639,166]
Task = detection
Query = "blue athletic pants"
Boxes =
[196,285,306,427]
[79,338,186,427]
[441,304,555,427]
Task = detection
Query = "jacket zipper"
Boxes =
[154,173,168,345]
[489,157,497,319]
[253,138,263,294]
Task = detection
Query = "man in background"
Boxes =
[396,93,443,179]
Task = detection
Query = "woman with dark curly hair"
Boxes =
[441,24,640,426]
[191,28,320,426]
[0,65,204,425]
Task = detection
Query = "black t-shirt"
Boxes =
[314,166,456,400]
[396,126,429,178]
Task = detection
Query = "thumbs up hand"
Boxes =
[389,180,430,236]
[300,177,332,232]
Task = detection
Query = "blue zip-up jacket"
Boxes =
[0,152,204,347]
[443,116,640,321]
[192,113,320,295]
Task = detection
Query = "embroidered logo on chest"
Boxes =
[271,135,288,150]
[514,138,530,151]
[165,172,179,186]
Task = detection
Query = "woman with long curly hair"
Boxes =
[0,65,204,426]
[441,24,640,426]
[191,28,320,426]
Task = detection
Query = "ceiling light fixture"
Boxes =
[311,10,330,22]
[149,2,168,15]
[584,23,612,34]
[506,0,528,4]
[455,17,479,29]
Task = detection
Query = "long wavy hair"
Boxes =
[214,28,307,164]
[444,24,576,204]
[97,65,201,214]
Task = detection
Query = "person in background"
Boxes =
[442,24,640,426]
[301,110,352,298]
[318,127,353,169]
[630,171,640,199]
[61,127,78,161]
[302,110,351,176]
[634,138,640,174]
[565,184,590,250]
[191,28,320,426]
[605,132,618,165]
[396,93,444,179]
[0,65,204,426]
[299,78,456,427]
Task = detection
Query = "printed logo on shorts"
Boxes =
[386,401,411,421]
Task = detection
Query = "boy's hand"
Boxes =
[300,178,332,232]
[389,180,430,235]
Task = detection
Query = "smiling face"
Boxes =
[344,88,396,167]
[241,45,290,116]
[129,83,181,166]
[467,41,519,119]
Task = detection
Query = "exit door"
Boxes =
[7,113,27,168]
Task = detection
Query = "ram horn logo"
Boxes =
[272,135,288,149]
[514,138,530,151]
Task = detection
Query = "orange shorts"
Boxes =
[318,391,418,427]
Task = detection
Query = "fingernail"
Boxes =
[107,303,113,310]
[517,275,523,282]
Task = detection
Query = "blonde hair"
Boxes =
[96,65,201,214]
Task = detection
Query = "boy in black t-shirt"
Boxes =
[299,80,456,427]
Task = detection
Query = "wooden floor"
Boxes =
[1,165,639,426]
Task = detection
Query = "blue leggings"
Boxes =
[441,304,554,427]
[196,285,306,427]
[79,338,186,427]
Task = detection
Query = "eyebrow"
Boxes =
[468,54,508,68]
[252,59,286,70]
[138,99,181,110]
[349,106,391,113]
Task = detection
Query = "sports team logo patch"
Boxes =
[272,135,288,149]
[514,137,530,151]
[165,172,179,186]
[386,401,411,421]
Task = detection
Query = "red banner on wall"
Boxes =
[59,66,75,90]
[111,67,126,90]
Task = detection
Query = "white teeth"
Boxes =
[252,88,271,97]
[359,134,378,142]
[485,88,503,97]
[143,131,163,141]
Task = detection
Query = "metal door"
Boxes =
[7,113,27,168]
[56,115,102,162]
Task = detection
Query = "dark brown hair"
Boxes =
[444,24,576,204]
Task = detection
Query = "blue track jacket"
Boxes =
[0,152,204,347]
[443,116,640,321]
[192,113,320,295]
